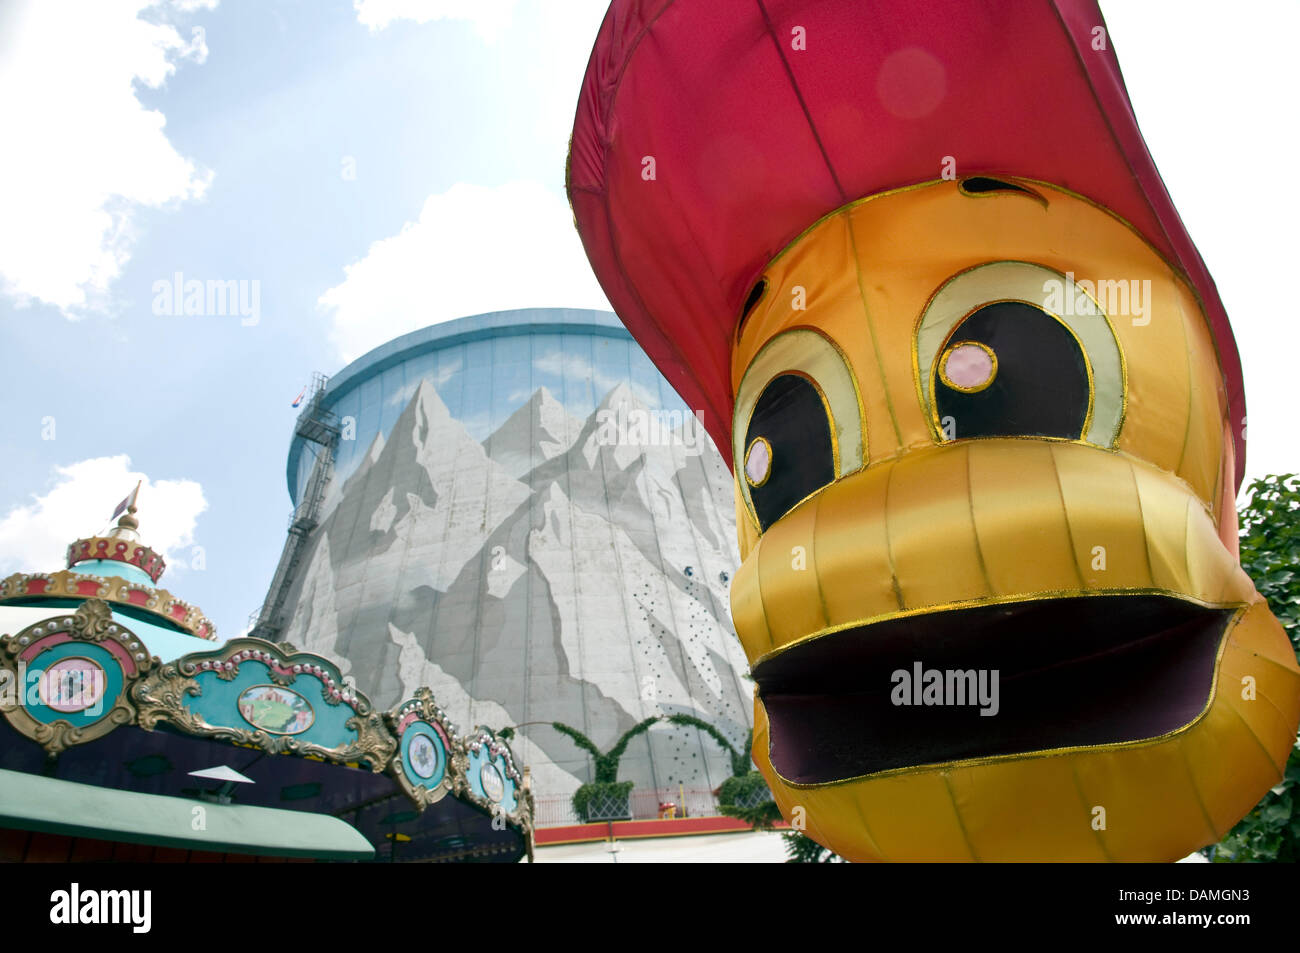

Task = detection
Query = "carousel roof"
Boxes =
[0,496,217,641]
[0,600,533,862]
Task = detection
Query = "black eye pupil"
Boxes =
[746,374,834,530]
[936,301,1089,440]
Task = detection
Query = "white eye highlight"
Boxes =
[939,341,997,393]
[744,436,772,487]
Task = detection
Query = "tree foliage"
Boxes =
[782,831,843,862]
[1208,474,1300,862]
[551,718,659,783]
[717,770,784,829]
[553,718,661,822]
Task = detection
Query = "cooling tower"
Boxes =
[262,309,751,800]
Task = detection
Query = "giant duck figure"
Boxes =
[567,0,1300,861]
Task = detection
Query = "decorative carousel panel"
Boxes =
[133,638,396,771]
[386,688,454,808]
[462,727,525,823]
[0,600,152,755]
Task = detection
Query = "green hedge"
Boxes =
[717,770,783,830]
[571,780,635,822]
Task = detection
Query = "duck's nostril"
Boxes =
[958,176,1046,202]
[736,277,768,338]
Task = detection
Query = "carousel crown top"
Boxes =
[1,484,216,641]
[66,493,167,586]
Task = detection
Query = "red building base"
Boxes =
[534,816,789,847]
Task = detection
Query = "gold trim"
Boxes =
[938,340,998,394]
[743,436,773,488]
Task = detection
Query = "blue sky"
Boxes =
[0,0,1296,639]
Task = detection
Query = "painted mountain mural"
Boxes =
[278,377,750,798]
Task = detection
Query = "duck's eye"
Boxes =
[733,327,864,534]
[917,263,1124,448]
[935,301,1090,440]
[745,374,835,530]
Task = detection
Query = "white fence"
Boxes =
[533,786,734,827]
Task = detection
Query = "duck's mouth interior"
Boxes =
[753,596,1235,785]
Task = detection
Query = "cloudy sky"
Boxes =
[0,0,1295,637]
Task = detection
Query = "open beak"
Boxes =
[755,594,1236,783]
[732,438,1258,786]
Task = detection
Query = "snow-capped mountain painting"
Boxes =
[278,376,749,798]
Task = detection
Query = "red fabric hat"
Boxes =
[568,0,1247,486]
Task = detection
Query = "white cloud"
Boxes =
[353,0,516,40]
[319,181,611,362]
[0,455,207,576]
[0,0,214,315]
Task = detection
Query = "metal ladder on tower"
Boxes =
[249,372,341,641]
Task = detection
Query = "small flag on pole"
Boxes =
[111,481,140,521]
[292,386,307,408]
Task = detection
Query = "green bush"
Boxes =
[717,770,766,804]
[717,770,783,830]
[1207,474,1300,862]
[571,780,635,822]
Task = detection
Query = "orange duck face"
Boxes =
[568,0,1300,861]
[729,177,1299,860]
